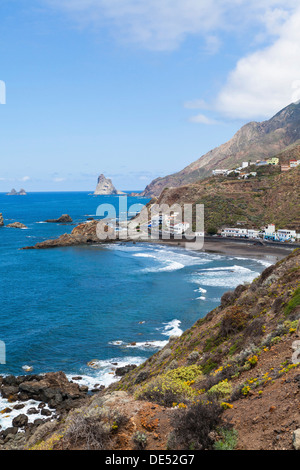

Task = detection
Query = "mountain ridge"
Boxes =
[142,102,300,197]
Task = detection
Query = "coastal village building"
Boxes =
[221,228,248,238]
[212,169,228,176]
[275,229,297,242]
[172,222,190,235]
[220,224,299,242]
[290,159,299,168]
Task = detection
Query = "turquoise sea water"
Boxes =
[0,192,270,388]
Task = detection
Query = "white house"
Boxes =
[276,229,297,242]
[247,229,260,239]
[263,224,276,239]
[221,228,248,238]
[212,169,229,176]
[172,222,190,235]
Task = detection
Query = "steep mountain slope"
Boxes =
[142,102,300,197]
[154,166,300,232]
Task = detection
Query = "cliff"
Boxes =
[142,101,300,197]
[0,213,4,227]
[94,174,125,195]
[4,248,299,450]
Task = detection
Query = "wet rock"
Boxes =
[0,213,4,227]
[13,404,25,410]
[27,408,39,415]
[19,371,86,408]
[12,414,28,428]
[115,364,137,376]
[1,385,19,400]
[33,418,45,426]
[40,409,52,417]
[1,427,18,439]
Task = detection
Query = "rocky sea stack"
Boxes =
[94,174,125,195]
[6,188,27,196]
[0,213,4,227]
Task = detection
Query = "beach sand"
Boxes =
[142,237,296,264]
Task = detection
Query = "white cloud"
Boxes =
[43,0,300,119]
[44,0,297,50]
[20,176,30,182]
[214,6,300,119]
[189,114,219,125]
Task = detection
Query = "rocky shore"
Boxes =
[22,220,115,249]
[0,371,95,449]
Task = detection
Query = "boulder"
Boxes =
[1,385,19,400]
[18,371,86,409]
[293,429,300,450]
[115,364,137,377]
[0,213,4,226]
[12,414,28,428]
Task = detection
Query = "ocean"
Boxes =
[0,191,270,389]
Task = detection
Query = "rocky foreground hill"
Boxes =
[142,101,300,197]
[3,248,299,450]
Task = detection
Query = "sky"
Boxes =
[1,0,300,191]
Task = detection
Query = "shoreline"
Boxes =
[138,237,296,264]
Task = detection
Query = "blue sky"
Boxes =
[1,0,300,191]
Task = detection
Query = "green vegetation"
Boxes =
[213,428,238,450]
[284,286,300,316]
[135,365,202,406]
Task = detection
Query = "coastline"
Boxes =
[140,237,296,264]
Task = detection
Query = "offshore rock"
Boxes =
[0,213,4,226]
[94,174,125,195]
[6,188,27,196]
[6,222,28,229]
[45,214,73,224]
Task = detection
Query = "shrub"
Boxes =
[132,431,147,450]
[213,428,238,450]
[187,351,200,364]
[219,307,248,337]
[135,366,202,406]
[62,407,127,450]
[247,355,258,367]
[284,287,300,316]
[207,379,232,400]
[169,400,223,450]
